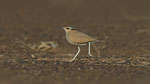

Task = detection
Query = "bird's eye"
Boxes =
[66,28,69,29]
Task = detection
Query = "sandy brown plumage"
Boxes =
[66,30,97,45]
[63,26,98,61]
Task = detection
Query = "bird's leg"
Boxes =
[88,42,93,57]
[70,46,80,62]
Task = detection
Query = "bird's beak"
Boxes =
[61,27,64,30]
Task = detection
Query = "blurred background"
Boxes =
[0,0,150,84]
[0,0,150,45]
[0,0,150,22]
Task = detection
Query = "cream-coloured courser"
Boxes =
[63,26,98,62]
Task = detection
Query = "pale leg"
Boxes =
[70,46,80,62]
[88,42,93,56]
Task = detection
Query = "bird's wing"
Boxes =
[68,30,97,43]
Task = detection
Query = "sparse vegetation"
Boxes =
[0,0,150,84]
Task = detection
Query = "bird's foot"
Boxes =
[88,53,94,57]
[69,58,76,62]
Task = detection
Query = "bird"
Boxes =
[63,26,99,62]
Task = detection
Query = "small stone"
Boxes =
[31,54,35,58]
[65,77,69,80]
[77,67,81,71]
[90,67,94,70]
[77,76,81,79]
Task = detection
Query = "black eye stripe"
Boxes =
[65,27,75,30]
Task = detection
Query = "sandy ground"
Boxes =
[0,0,150,84]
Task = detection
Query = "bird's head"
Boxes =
[63,26,75,32]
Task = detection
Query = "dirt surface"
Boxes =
[0,0,150,84]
